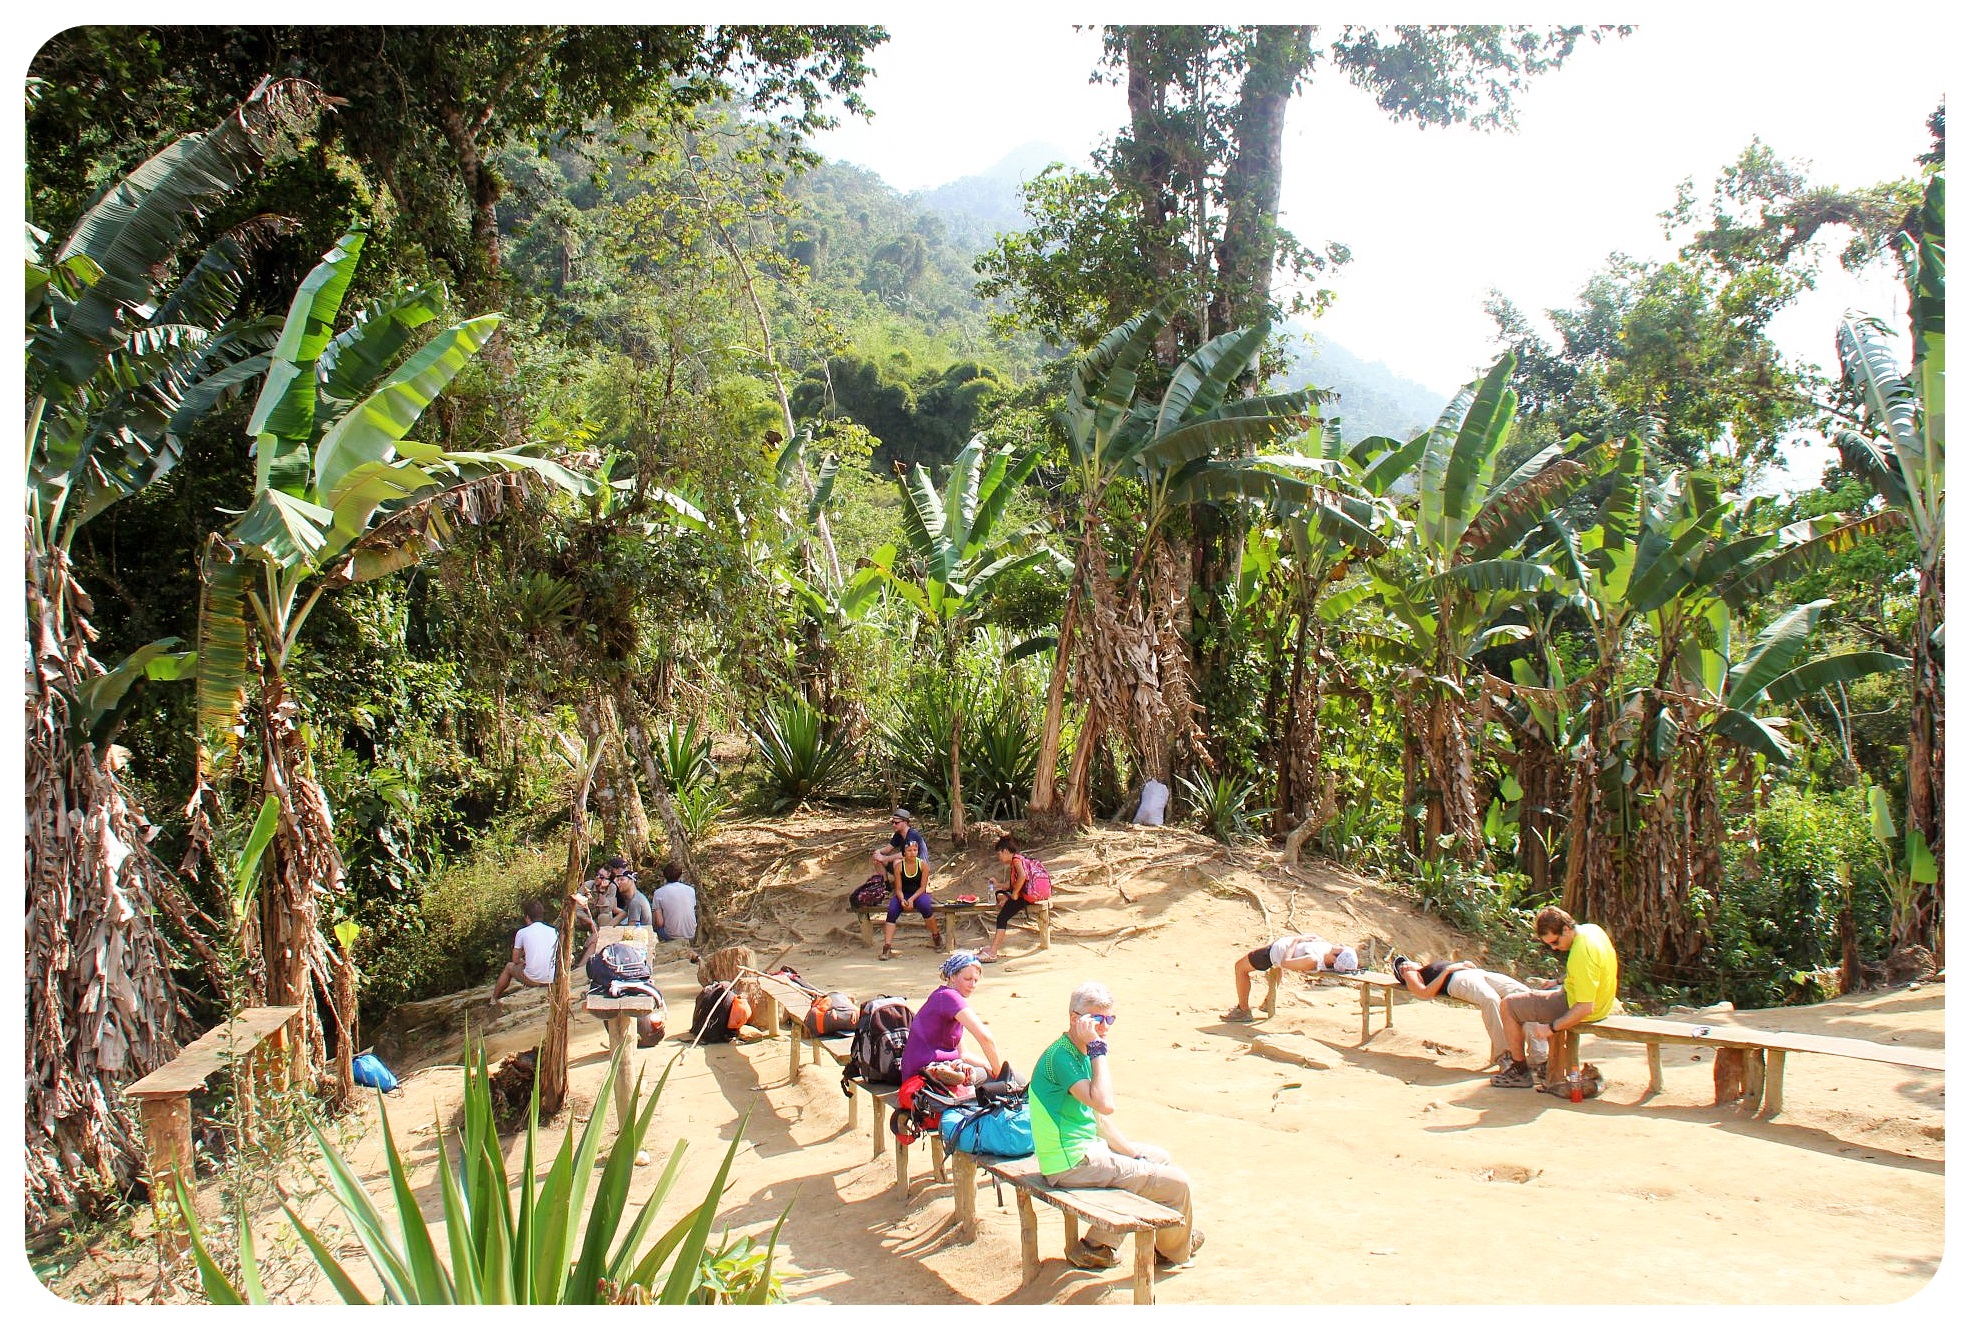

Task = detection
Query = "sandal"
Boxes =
[977,953,1001,964]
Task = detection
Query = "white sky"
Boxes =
[813,13,1950,488]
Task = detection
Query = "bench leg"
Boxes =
[1545,1028,1578,1090]
[1062,1214,1079,1252]
[762,995,782,1040]
[860,915,875,947]
[139,1094,194,1257]
[607,1015,635,1132]
[1744,1049,1767,1109]
[954,1154,978,1238]
[894,1132,910,1201]
[1383,986,1394,1031]
[788,1022,802,1084]
[1359,984,1371,1044]
[1760,1050,1786,1119]
[1263,968,1280,1018]
[1131,1231,1156,1305]
[1016,1191,1039,1285]
[871,1092,884,1158]
[1038,904,1051,949]
[931,1134,947,1184]
[1645,1042,1663,1096]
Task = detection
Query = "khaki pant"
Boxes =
[1446,969,1548,1063]
[1044,1141,1193,1262]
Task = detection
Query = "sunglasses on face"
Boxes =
[1089,1014,1117,1027]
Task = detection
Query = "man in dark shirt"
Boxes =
[872,808,929,871]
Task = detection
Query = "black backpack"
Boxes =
[840,995,913,1091]
[586,941,651,995]
[690,982,737,1044]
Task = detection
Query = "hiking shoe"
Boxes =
[1529,1061,1548,1081]
[879,946,896,962]
[1491,1059,1536,1088]
[1157,1229,1206,1270]
[1068,1239,1120,1271]
[1490,1049,1513,1071]
[1222,1006,1255,1022]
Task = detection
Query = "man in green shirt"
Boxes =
[1492,906,1621,1088]
[1028,980,1204,1271]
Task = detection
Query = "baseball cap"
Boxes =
[891,808,912,822]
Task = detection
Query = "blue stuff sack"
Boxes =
[940,1102,1034,1157]
[352,1052,399,1093]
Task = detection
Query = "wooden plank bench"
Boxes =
[583,925,658,1132]
[833,1077,946,1200]
[852,898,1053,951]
[946,1150,1184,1305]
[124,1004,301,1246]
[1555,1012,1946,1117]
[1266,967,1410,1041]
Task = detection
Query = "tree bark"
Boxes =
[1903,557,1944,957]
[1029,521,1092,817]
[615,685,703,888]
[948,700,968,846]
[1208,25,1314,334]
[538,708,607,1118]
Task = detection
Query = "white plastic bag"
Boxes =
[1134,778,1170,826]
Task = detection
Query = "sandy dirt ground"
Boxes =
[59,816,1947,1306]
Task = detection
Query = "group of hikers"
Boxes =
[871,809,1045,964]
[485,856,700,1011]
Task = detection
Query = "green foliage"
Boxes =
[183,1042,784,1303]
[748,694,856,810]
[876,664,1041,821]
[654,718,716,793]
[1177,770,1270,843]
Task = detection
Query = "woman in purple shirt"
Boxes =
[900,952,1006,1088]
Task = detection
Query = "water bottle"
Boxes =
[1567,1069,1583,1103]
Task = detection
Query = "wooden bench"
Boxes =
[1266,968,1410,1041]
[124,1004,301,1246]
[583,925,659,1131]
[1556,1012,1946,1117]
[947,1150,1184,1305]
[852,898,1053,951]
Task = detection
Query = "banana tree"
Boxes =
[191,229,586,1073]
[1359,353,1603,861]
[23,78,329,1224]
[1832,169,1944,954]
[1030,296,1322,822]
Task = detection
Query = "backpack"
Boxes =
[352,1052,399,1093]
[941,1101,1034,1157]
[891,1073,967,1144]
[690,982,737,1044]
[1019,856,1053,902]
[585,941,652,995]
[847,872,889,909]
[840,995,913,1092]
[805,990,859,1037]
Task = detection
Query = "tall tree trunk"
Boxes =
[948,700,968,846]
[1208,25,1315,334]
[615,685,703,887]
[258,664,342,1083]
[24,540,189,1225]
[1030,519,1094,817]
[1903,557,1944,957]
[539,708,607,1118]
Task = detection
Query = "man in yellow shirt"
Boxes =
[1491,906,1619,1088]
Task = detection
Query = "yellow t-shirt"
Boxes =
[1563,923,1620,1022]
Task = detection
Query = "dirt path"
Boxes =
[79,820,1947,1305]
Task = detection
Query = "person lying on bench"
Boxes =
[1390,955,1547,1072]
[1492,906,1620,1088]
[901,952,1007,1087]
[1033,980,1205,1272]
[1224,935,1358,1021]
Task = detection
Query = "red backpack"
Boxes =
[1019,856,1053,902]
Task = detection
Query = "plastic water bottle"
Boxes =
[1567,1069,1583,1103]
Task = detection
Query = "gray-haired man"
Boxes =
[1027,980,1204,1272]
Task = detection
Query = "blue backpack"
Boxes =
[353,1052,399,1093]
[940,1101,1034,1157]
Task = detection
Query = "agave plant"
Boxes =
[1178,770,1271,843]
[672,782,731,846]
[182,1042,786,1304]
[654,717,717,794]
[748,694,855,811]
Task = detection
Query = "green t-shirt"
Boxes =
[1029,1033,1099,1175]
[1563,922,1620,1022]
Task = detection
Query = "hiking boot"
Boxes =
[1491,1059,1536,1088]
[1157,1229,1205,1270]
[1068,1239,1120,1271]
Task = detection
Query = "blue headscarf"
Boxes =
[940,951,982,980]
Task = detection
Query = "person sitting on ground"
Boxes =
[1491,906,1620,1088]
[1390,954,1547,1071]
[575,856,629,934]
[900,951,1007,1088]
[488,900,557,1007]
[650,860,698,943]
[1224,934,1359,1020]
[880,835,942,960]
[1030,980,1204,1272]
[872,807,929,871]
[977,834,1040,963]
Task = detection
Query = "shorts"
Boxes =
[1502,988,1570,1025]
[887,894,936,923]
[1244,945,1275,971]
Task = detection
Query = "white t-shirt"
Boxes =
[515,921,558,983]
[1270,935,1328,968]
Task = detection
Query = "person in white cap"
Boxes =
[1223,934,1358,1021]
